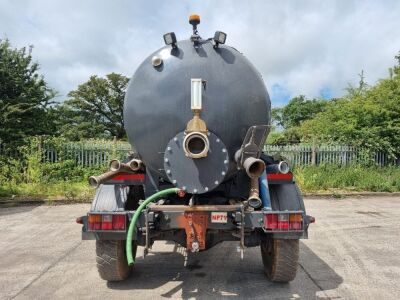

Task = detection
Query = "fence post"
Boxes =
[311,138,317,166]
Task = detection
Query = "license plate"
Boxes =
[211,212,228,223]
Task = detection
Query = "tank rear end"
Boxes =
[77,15,313,283]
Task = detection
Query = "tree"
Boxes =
[345,70,368,97]
[57,73,129,140]
[300,57,400,157]
[0,39,56,143]
[272,95,328,129]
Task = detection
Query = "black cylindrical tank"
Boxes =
[124,38,271,181]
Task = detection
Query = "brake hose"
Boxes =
[126,188,179,265]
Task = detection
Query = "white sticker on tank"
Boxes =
[211,212,228,223]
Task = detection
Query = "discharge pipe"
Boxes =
[109,158,143,172]
[248,177,262,208]
[183,131,209,158]
[89,158,144,188]
[88,170,120,188]
[243,157,265,178]
[126,187,179,266]
[265,161,290,174]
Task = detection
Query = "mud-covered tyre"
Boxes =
[96,240,137,281]
[261,238,299,282]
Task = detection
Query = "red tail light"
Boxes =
[87,213,126,231]
[112,215,126,230]
[264,212,303,231]
[265,214,278,229]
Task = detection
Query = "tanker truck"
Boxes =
[77,15,314,283]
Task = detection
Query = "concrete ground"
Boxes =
[0,196,399,300]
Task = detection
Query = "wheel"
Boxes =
[96,240,137,281]
[260,238,299,282]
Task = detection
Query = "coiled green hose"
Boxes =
[126,188,179,265]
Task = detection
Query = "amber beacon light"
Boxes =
[189,14,201,25]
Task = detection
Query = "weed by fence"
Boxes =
[0,138,132,167]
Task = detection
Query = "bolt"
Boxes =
[221,171,226,176]
[224,160,228,164]
[192,241,200,252]
[222,148,227,153]
[172,180,177,184]
[205,187,209,192]
[182,186,187,191]
[164,158,169,163]
[174,137,178,142]
[216,138,220,143]
[193,189,198,193]
[166,170,171,174]
[214,180,219,185]
[167,146,172,152]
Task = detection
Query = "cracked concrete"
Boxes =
[0,196,399,299]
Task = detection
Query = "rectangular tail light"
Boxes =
[264,212,303,231]
[289,214,303,230]
[112,214,126,230]
[88,214,101,230]
[265,214,278,230]
[278,213,289,230]
[101,214,113,230]
[87,213,126,231]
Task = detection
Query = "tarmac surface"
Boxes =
[0,196,399,299]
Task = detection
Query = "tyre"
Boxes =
[96,240,137,281]
[260,238,299,282]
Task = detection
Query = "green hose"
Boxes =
[126,187,179,266]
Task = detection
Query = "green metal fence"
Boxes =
[0,141,397,167]
[42,141,133,166]
[264,145,398,166]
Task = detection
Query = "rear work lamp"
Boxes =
[213,31,227,48]
[163,32,177,48]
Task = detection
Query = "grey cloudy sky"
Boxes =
[1,0,399,106]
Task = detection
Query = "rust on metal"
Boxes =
[183,212,208,251]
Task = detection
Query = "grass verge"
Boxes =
[293,165,400,193]
[0,181,95,202]
[1,165,399,201]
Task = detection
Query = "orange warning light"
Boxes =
[189,14,200,24]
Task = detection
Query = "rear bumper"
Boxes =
[81,204,310,241]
